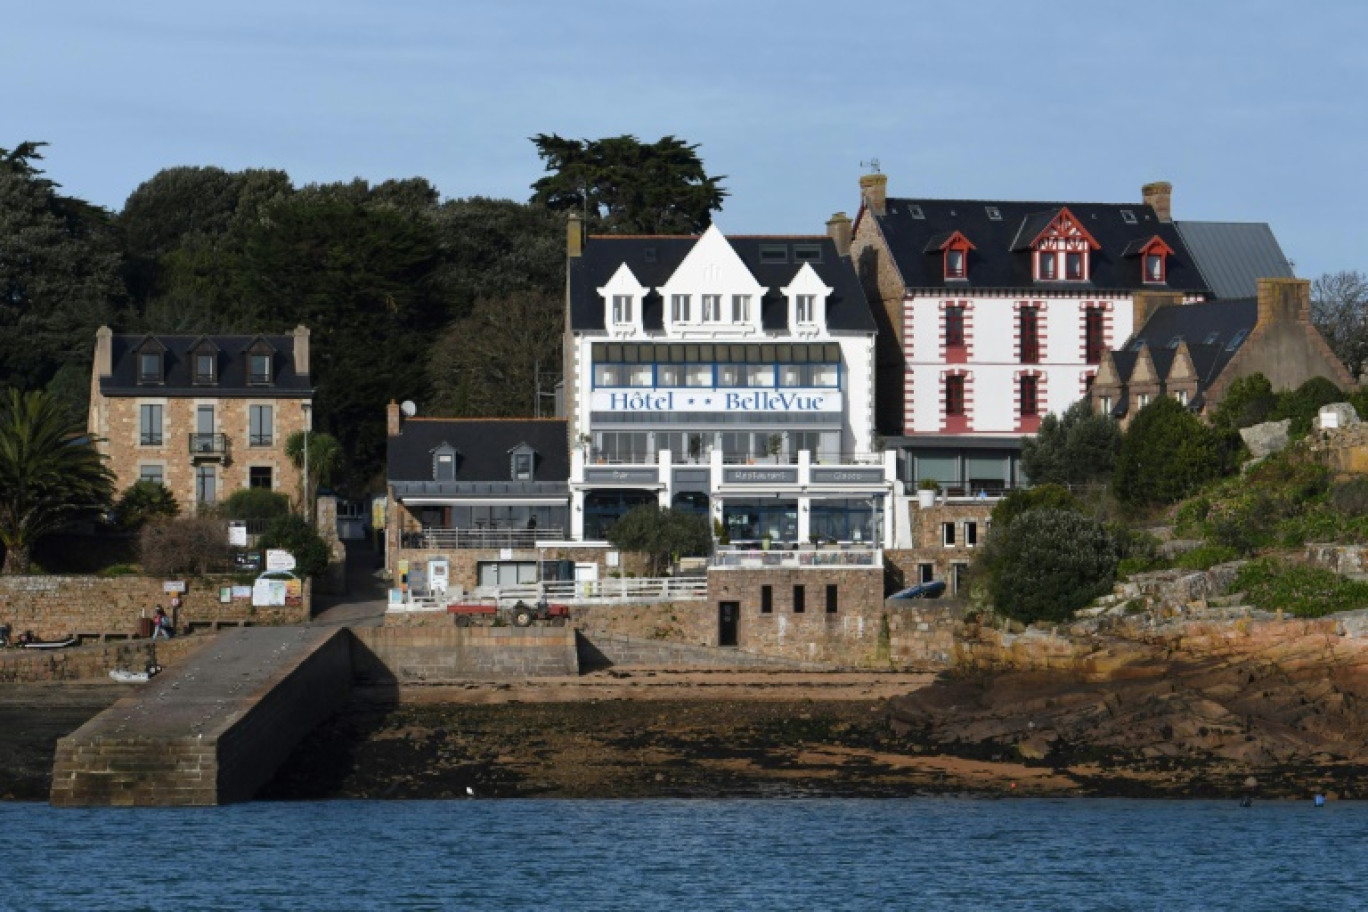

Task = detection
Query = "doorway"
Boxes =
[718,601,739,647]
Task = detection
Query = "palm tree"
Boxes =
[0,389,114,574]
[285,429,342,519]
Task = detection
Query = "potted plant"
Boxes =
[917,478,940,509]
[766,433,784,464]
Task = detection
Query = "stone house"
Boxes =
[87,326,313,511]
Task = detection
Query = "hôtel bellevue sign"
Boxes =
[592,389,841,414]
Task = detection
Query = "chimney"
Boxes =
[859,173,887,217]
[827,211,852,257]
[1257,277,1310,327]
[387,399,401,436]
[1142,181,1173,223]
[567,212,584,258]
[94,326,113,378]
[292,325,310,377]
[1132,290,1181,331]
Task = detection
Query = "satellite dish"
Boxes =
[400,400,417,417]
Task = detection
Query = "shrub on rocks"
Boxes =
[980,508,1118,625]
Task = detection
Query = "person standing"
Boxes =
[151,606,170,641]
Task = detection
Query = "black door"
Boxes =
[718,601,739,647]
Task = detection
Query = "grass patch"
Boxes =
[1232,557,1368,618]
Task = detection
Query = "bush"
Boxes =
[607,506,712,576]
[981,508,1118,624]
[1210,373,1276,432]
[139,517,234,576]
[991,484,1081,530]
[257,515,331,579]
[1021,400,1122,487]
[113,481,179,530]
[1272,376,1346,437]
[1114,396,1227,509]
[1232,558,1368,618]
[223,488,292,521]
[1174,544,1240,571]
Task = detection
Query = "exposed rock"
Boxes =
[1316,402,1360,432]
[1240,419,1291,459]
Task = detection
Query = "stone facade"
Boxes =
[351,627,578,682]
[0,635,206,683]
[386,539,650,596]
[885,500,995,596]
[0,575,310,641]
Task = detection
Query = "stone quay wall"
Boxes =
[0,575,310,641]
[351,626,578,683]
[0,635,207,683]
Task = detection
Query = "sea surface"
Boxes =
[2,797,1361,911]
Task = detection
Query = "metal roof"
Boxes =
[1174,221,1294,300]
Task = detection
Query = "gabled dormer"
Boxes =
[597,263,648,338]
[1013,207,1101,282]
[656,224,765,337]
[781,263,834,337]
[432,443,460,482]
[246,336,277,386]
[1124,235,1176,285]
[927,230,975,281]
[135,335,167,385]
[188,336,221,386]
[509,442,537,482]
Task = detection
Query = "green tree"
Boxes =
[285,430,342,514]
[1210,373,1277,432]
[1113,396,1225,509]
[981,508,1118,624]
[257,514,331,579]
[606,506,712,576]
[1272,375,1345,437]
[1021,400,1121,487]
[0,389,114,574]
[530,134,727,234]
[429,290,563,416]
[113,480,179,530]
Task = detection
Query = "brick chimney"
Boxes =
[1132,290,1182,331]
[860,173,887,217]
[292,325,310,377]
[567,212,584,258]
[1142,181,1173,223]
[1257,277,1310,326]
[94,326,113,378]
[826,211,852,257]
[387,399,401,436]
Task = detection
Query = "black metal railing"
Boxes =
[188,433,229,459]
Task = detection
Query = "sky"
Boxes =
[4,0,1367,280]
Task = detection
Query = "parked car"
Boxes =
[889,580,946,600]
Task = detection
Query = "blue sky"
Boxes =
[5,0,1365,279]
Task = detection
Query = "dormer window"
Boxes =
[1019,207,1098,283]
[433,444,458,482]
[796,295,815,324]
[702,294,723,322]
[1065,252,1084,280]
[671,294,690,322]
[1038,251,1058,280]
[612,295,633,324]
[247,338,276,385]
[194,353,216,385]
[731,295,751,322]
[509,443,536,481]
[946,249,965,279]
[931,231,975,281]
[1128,235,1174,285]
[139,352,163,384]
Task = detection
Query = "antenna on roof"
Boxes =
[860,158,881,174]
[400,400,417,418]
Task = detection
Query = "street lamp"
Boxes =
[301,401,311,523]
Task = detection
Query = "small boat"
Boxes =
[21,635,78,650]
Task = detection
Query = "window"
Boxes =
[513,453,533,481]
[435,451,455,481]
[249,353,272,385]
[918,562,934,583]
[761,585,773,615]
[1085,307,1105,364]
[942,522,957,546]
[671,294,690,322]
[196,465,216,505]
[945,306,965,347]
[1138,393,1151,409]
[1120,209,1137,224]
[792,584,805,614]
[793,244,822,262]
[194,405,215,453]
[1038,251,1057,280]
[1145,253,1165,283]
[194,352,216,385]
[945,375,965,416]
[702,294,723,322]
[138,352,162,384]
[249,466,273,489]
[1065,251,1084,280]
[613,295,633,323]
[759,244,788,264]
[593,365,622,387]
[249,405,273,447]
[985,206,1002,220]
[1177,389,1189,406]
[731,294,751,322]
[945,248,965,279]
[139,404,163,446]
[795,295,815,324]
[1226,329,1249,351]
[1019,307,1039,363]
[965,522,978,548]
[826,584,838,614]
[139,464,164,486]
[1100,395,1113,415]
[1020,375,1039,417]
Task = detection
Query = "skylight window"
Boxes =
[793,244,822,262]
[759,244,788,264]
[985,206,1002,220]
[1167,336,1182,350]
[908,205,924,220]
[1129,339,1146,352]
[643,247,657,263]
[1120,210,1137,224]
[1226,329,1249,351]
[1203,331,1220,344]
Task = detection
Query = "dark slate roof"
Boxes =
[567,234,877,334]
[100,333,312,397]
[387,418,569,485]
[1112,298,1257,387]
[1174,221,1294,300]
[871,199,1208,293]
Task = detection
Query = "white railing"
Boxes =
[711,547,881,569]
[540,577,707,602]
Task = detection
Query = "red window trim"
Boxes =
[1019,306,1040,364]
[1020,375,1039,416]
[1084,306,1105,364]
[945,306,965,347]
[945,374,965,416]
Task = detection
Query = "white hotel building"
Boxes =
[562,216,897,547]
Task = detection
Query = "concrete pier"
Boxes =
[51,626,352,806]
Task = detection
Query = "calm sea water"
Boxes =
[1,798,1361,911]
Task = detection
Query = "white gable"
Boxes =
[597,263,648,338]
[657,224,766,337]
[781,263,834,338]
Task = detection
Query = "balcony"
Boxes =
[400,525,565,551]
[188,433,229,462]
[710,544,881,569]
